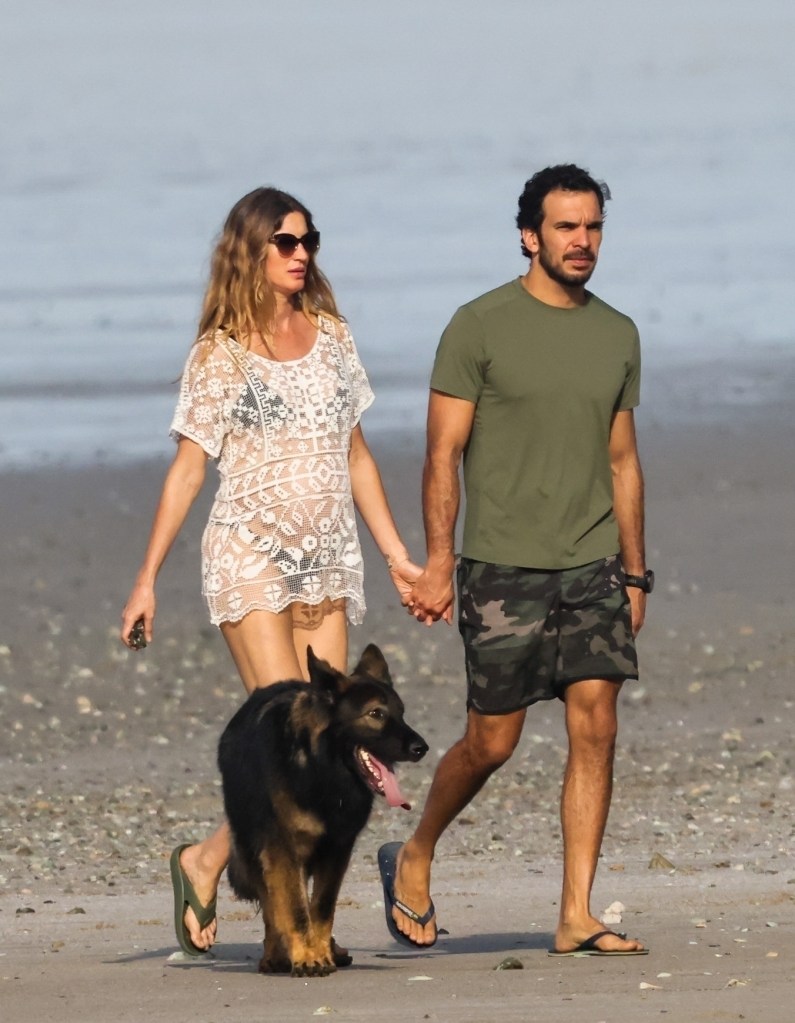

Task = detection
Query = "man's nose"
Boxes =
[572,224,590,248]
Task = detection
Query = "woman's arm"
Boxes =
[120,437,208,646]
[347,423,420,605]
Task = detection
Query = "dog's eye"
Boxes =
[368,707,386,721]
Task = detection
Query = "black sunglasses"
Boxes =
[269,231,321,257]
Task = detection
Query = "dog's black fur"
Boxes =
[217,643,428,976]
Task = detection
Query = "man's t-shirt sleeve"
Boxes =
[617,323,641,411]
[429,305,485,402]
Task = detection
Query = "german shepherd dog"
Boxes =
[217,643,428,977]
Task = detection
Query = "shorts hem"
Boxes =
[467,672,639,715]
[466,691,560,716]
[558,672,639,686]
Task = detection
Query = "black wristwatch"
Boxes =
[624,569,654,594]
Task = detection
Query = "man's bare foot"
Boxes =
[178,844,218,952]
[392,842,437,946]
[554,915,646,955]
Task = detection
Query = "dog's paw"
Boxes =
[258,955,292,975]
[291,957,336,978]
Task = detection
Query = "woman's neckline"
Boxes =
[231,323,325,366]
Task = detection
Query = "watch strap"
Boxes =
[624,570,653,593]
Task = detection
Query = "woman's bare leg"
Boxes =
[221,607,306,692]
[291,597,349,674]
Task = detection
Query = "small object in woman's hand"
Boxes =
[129,618,147,650]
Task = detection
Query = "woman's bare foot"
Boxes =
[178,844,219,951]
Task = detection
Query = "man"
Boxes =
[379,165,651,957]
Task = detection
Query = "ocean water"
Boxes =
[1,0,793,468]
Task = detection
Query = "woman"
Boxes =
[120,187,419,958]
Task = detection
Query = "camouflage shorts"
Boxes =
[457,555,638,715]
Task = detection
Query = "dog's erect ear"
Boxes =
[353,643,393,686]
[306,645,347,693]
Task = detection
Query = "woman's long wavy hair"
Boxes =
[195,187,341,350]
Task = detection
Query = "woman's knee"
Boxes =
[220,609,303,690]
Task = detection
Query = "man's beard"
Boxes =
[538,245,596,287]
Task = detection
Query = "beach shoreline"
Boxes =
[1,398,793,1021]
[2,341,795,474]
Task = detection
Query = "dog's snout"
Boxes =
[409,736,429,761]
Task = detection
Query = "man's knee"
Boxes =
[464,710,524,771]
[565,681,620,749]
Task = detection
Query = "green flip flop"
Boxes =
[170,843,217,957]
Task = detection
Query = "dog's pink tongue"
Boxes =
[369,753,411,810]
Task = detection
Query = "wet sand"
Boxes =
[1,372,794,1021]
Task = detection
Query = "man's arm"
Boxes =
[410,390,476,624]
[609,408,647,635]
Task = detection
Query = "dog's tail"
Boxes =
[226,848,262,904]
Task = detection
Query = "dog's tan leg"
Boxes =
[309,847,353,967]
[260,900,291,974]
[250,870,291,974]
[262,847,334,977]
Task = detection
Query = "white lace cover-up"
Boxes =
[170,317,374,626]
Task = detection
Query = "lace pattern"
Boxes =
[170,317,374,625]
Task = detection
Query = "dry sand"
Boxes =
[1,368,794,1021]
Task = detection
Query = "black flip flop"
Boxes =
[377,842,437,949]
[548,929,649,957]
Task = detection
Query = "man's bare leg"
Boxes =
[392,707,526,945]
[554,678,644,953]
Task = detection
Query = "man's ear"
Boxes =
[352,643,392,686]
[521,226,539,257]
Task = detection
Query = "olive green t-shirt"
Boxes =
[431,278,641,569]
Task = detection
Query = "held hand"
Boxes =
[407,563,455,627]
[120,582,156,649]
[388,557,423,605]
